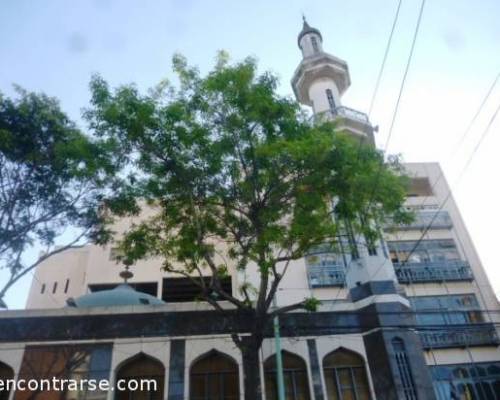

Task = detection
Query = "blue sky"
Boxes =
[1,0,500,308]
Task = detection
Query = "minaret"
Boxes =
[292,19,437,399]
[293,17,400,306]
[292,17,374,144]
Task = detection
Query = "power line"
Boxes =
[415,70,500,210]
[367,0,403,118]
[357,0,427,240]
[383,0,426,153]
[401,96,500,267]
[339,83,500,305]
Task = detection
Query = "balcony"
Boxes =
[387,210,453,231]
[311,107,375,145]
[308,265,345,288]
[419,324,499,349]
[313,106,369,124]
[394,260,473,283]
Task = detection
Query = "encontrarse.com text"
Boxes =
[0,378,158,392]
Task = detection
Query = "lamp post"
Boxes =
[273,295,285,400]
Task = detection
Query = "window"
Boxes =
[431,362,500,400]
[345,220,359,260]
[326,89,336,111]
[40,283,46,294]
[410,294,483,326]
[311,36,319,52]
[391,338,417,400]
[306,245,346,288]
[190,350,239,400]
[265,351,311,400]
[0,361,14,400]
[323,348,371,400]
[52,281,57,294]
[64,279,70,294]
[387,239,460,265]
[89,282,158,297]
[361,215,377,256]
[162,277,232,303]
[109,247,123,261]
[116,353,165,400]
[16,344,112,400]
[407,177,433,197]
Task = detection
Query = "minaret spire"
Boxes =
[292,18,349,114]
[297,17,323,53]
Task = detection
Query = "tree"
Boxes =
[86,53,411,400]
[0,88,121,307]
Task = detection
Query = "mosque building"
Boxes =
[1,19,499,400]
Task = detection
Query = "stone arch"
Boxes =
[189,349,239,400]
[115,352,165,400]
[0,360,14,400]
[322,347,371,399]
[264,350,311,400]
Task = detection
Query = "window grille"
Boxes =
[392,338,417,400]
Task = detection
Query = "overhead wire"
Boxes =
[367,0,403,119]
[401,96,500,268]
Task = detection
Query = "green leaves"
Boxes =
[303,297,321,312]
[86,53,411,314]
[0,88,126,301]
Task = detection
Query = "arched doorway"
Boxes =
[0,361,14,400]
[323,348,371,400]
[115,353,165,400]
[265,351,311,400]
[189,350,239,400]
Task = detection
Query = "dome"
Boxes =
[297,18,322,48]
[67,284,165,308]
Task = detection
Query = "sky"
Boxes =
[1,0,500,309]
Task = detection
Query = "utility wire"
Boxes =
[415,70,500,210]
[401,96,500,267]
[360,0,426,229]
[383,0,426,152]
[367,0,403,119]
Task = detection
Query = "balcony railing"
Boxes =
[419,325,499,349]
[313,106,370,125]
[394,260,473,283]
[308,265,345,288]
[387,210,453,231]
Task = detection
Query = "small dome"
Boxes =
[298,18,322,48]
[67,284,165,308]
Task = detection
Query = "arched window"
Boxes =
[115,353,165,400]
[391,338,417,400]
[0,361,14,400]
[190,350,239,400]
[326,89,336,112]
[265,351,311,400]
[323,348,371,400]
[311,36,319,52]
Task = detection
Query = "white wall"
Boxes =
[299,33,323,58]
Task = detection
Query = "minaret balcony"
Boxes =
[312,106,375,145]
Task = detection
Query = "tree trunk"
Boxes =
[239,335,264,400]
